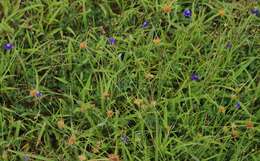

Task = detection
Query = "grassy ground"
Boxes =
[0,0,260,161]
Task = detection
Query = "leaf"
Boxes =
[0,22,14,33]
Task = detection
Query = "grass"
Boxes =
[0,0,260,161]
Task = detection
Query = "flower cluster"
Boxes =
[30,89,42,97]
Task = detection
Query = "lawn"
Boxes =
[0,0,260,161]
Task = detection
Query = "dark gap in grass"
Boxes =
[127,120,136,128]
[101,125,113,139]
[49,133,58,149]
[0,5,3,19]
[110,2,121,15]
[0,94,13,108]
[85,144,92,152]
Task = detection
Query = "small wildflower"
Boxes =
[235,102,241,109]
[30,89,42,97]
[127,120,136,127]
[191,73,199,81]
[106,110,114,118]
[231,129,239,139]
[162,4,172,13]
[183,9,192,17]
[223,126,229,133]
[92,142,101,153]
[218,106,225,113]
[23,156,30,161]
[145,73,155,80]
[80,42,87,49]
[153,37,161,45]
[68,134,76,145]
[4,43,14,50]
[134,98,144,107]
[108,154,121,161]
[142,21,149,28]
[36,91,42,97]
[108,37,116,45]
[150,100,157,107]
[246,120,254,129]
[218,9,225,17]
[102,91,111,98]
[78,155,86,161]
[30,89,37,97]
[121,135,129,144]
[226,41,232,49]
[251,8,260,16]
[57,118,65,129]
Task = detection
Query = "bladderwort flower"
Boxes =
[30,89,43,97]
[4,43,14,51]
[142,20,149,28]
[127,120,136,127]
[108,37,116,45]
[183,9,192,17]
[121,135,129,144]
[226,41,232,49]
[235,102,241,109]
[23,156,29,161]
[36,91,43,97]
[251,8,260,17]
[191,73,199,81]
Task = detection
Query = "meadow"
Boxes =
[0,0,260,161]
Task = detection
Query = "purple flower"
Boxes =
[4,43,14,50]
[235,102,241,109]
[191,73,199,81]
[108,37,116,45]
[35,91,43,97]
[226,41,232,49]
[251,8,260,16]
[183,9,192,17]
[121,135,129,144]
[23,156,29,161]
[142,21,149,28]
[127,120,136,127]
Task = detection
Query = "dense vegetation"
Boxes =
[0,0,260,160]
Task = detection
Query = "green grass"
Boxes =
[0,0,260,161]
